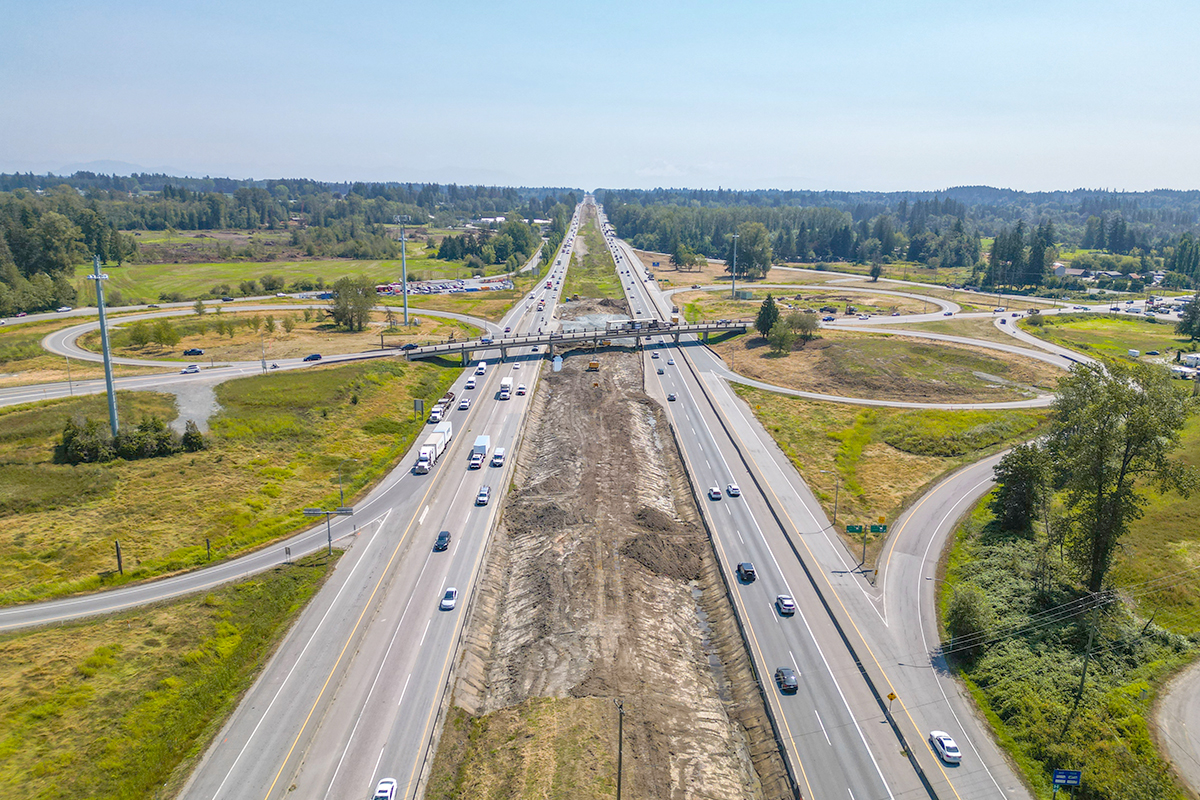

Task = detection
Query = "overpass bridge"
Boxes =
[403,319,750,363]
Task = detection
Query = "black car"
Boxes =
[183,348,204,356]
[736,562,757,582]
[221,296,235,302]
[401,343,419,351]
[303,353,322,362]
[434,530,451,551]
[774,667,798,693]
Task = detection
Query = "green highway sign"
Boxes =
[846,524,864,533]
[870,524,888,533]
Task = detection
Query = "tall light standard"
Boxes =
[86,254,119,437]
[394,214,411,325]
[303,505,354,555]
[730,233,739,300]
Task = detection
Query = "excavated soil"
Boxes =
[445,349,790,800]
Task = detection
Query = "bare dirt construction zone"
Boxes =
[427,348,789,800]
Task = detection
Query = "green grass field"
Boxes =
[0,552,336,799]
[733,386,1045,562]
[0,359,456,603]
[1021,312,1193,360]
[71,252,493,306]
[562,216,622,300]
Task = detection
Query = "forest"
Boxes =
[598,186,1200,288]
[0,174,578,315]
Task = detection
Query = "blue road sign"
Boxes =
[1052,770,1081,786]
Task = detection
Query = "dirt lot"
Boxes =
[429,349,789,800]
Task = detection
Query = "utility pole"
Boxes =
[731,233,739,300]
[1059,593,1103,742]
[395,215,411,325]
[614,699,625,800]
[86,254,119,437]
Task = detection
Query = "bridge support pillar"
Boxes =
[703,331,709,342]
[549,341,555,358]
[500,346,507,362]
[673,331,681,344]
[462,349,469,366]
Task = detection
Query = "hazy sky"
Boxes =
[3,0,1198,191]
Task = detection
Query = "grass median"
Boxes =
[563,215,622,301]
[733,385,1045,562]
[0,552,337,800]
[0,358,456,604]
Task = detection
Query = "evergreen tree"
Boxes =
[755,293,779,337]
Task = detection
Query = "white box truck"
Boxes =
[469,434,490,469]
[415,420,454,473]
[491,447,506,467]
[499,377,513,400]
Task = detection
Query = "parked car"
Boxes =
[434,531,451,551]
[183,348,204,356]
[774,667,798,693]
[303,353,322,362]
[929,731,962,764]
[736,562,757,582]
[775,595,796,615]
[439,588,458,611]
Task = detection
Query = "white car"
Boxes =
[516,384,526,395]
[465,378,476,390]
[373,778,398,800]
[439,588,458,611]
[708,486,722,500]
[652,352,659,359]
[180,364,200,374]
[775,595,796,615]
[726,483,741,497]
[458,398,471,411]
[857,314,870,320]
[476,486,491,505]
[929,731,962,764]
[56,306,72,313]
[667,358,675,366]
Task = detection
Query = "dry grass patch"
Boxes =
[78,309,479,362]
[711,328,1060,403]
[734,386,1045,563]
[889,317,1021,346]
[426,699,616,800]
[673,288,930,321]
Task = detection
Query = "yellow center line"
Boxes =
[261,473,443,800]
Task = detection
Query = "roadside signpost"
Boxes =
[1052,769,1082,796]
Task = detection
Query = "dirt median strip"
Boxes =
[428,347,790,800]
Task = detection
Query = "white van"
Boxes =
[491,447,506,467]
[475,361,487,376]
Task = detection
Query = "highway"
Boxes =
[173,208,582,800]
[603,210,1034,799]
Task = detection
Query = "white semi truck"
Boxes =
[469,434,490,469]
[415,420,454,473]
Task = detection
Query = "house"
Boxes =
[1053,265,1089,279]
[1182,353,1200,368]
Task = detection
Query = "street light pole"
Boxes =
[395,215,411,326]
[731,233,739,300]
[86,253,119,437]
